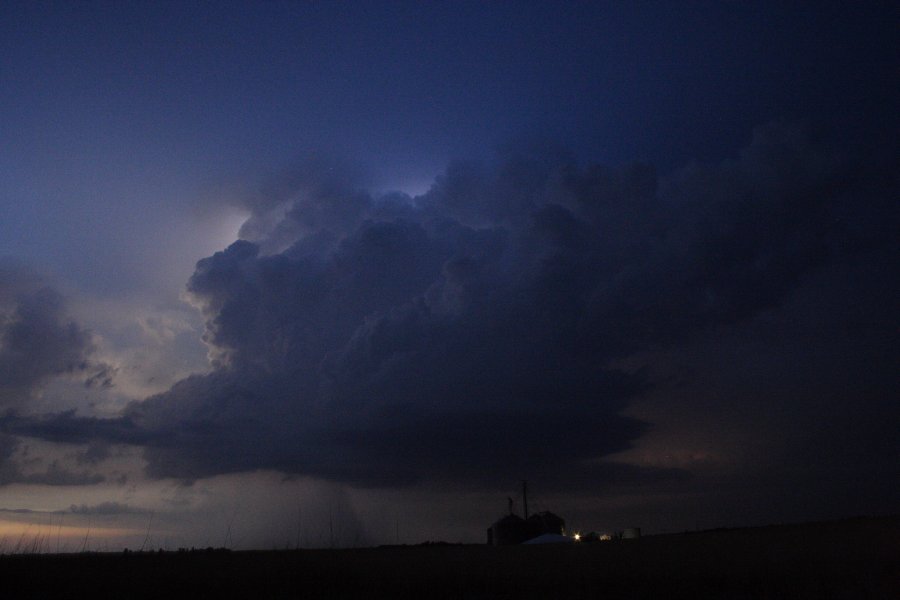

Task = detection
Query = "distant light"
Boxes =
[573,533,581,541]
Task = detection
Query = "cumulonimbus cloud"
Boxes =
[7,122,898,490]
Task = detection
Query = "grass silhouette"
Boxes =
[0,515,896,599]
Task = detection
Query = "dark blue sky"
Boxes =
[3,2,896,287]
[0,1,897,548]
[6,2,895,168]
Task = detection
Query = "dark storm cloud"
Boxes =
[0,266,113,407]
[0,502,146,515]
[11,123,899,491]
[0,410,165,446]
[75,441,113,465]
[0,433,104,486]
[16,462,105,486]
[68,501,149,515]
[0,432,18,482]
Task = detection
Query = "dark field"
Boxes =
[2,516,897,599]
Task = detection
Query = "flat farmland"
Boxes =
[1,516,897,599]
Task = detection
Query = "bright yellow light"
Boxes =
[573,533,581,541]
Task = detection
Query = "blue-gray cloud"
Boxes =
[0,433,104,486]
[6,123,898,493]
[0,267,114,408]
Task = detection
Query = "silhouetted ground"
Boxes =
[1,516,897,599]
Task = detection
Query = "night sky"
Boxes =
[0,2,897,549]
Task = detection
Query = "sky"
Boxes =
[0,1,897,550]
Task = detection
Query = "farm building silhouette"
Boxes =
[486,482,566,545]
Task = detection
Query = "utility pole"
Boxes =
[523,480,529,519]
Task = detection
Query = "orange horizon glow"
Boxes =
[0,519,145,547]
